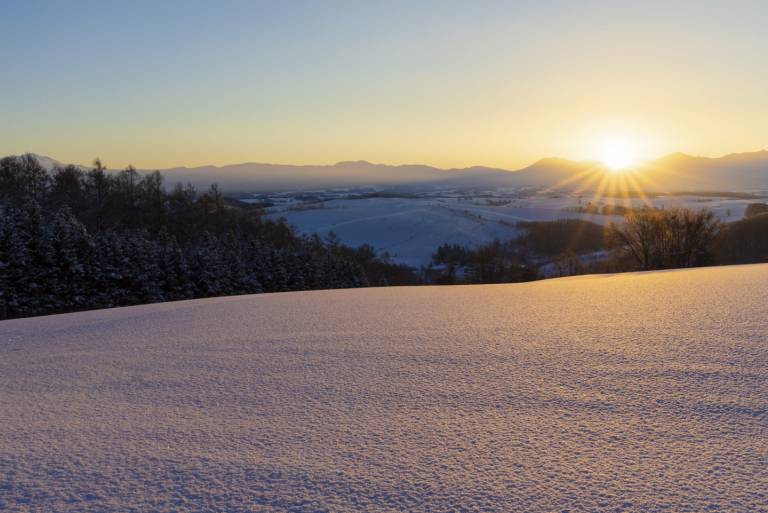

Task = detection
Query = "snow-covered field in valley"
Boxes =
[268,197,619,266]
[267,195,758,267]
[2,265,767,512]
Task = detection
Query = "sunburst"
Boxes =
[598,136,638,172]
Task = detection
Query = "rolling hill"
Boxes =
[1,265,767,512]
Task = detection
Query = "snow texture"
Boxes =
[1,265,767,512]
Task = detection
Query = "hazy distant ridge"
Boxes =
[17,150,768,193]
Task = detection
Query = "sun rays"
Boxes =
[544,161,661,214]
[541,133,681,212]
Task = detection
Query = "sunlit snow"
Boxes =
[1,265,767,512]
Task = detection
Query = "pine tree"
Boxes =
[83,159,111,231]
[0,208,28,318]
[47,206,94,312]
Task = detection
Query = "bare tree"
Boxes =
[608,208,720,270]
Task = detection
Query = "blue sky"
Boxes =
[2,0,766,168]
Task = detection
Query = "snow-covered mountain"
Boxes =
[12,150,768,192]
[2,264,767,511]
[12,153,90,172]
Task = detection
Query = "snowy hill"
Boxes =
[1,265,767,512]
[7,153,90,172]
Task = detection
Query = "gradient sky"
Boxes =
[1,0,766,169]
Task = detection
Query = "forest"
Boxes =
[0,155,417,320]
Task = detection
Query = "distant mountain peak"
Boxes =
[335,160,375,167]
[650,152,698,168]
[530,157,576,166]
[720,149,768,161]
[4,153,66,171]
[6,150,768,193]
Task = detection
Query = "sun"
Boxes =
[598,136,638,171]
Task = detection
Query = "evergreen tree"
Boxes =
[47,206,93,311]
[0,154,419,319]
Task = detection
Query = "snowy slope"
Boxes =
[1,265,767,512]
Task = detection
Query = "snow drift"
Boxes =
[1,265,767,512]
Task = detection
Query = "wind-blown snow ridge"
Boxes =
[1,265,767,512]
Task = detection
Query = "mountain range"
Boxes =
[15,150,768,193]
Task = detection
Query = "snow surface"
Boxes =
[1,265,768,512]
[269,197,619,267]
[269,195,761,267]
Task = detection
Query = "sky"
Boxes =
[1,0,766,170]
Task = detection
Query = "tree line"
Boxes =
[0,155,417,320]
[2,154,766,318]
[429,240,538,284]
[429,205,768,282]
[606,206,767,270]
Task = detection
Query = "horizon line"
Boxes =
[8,148,768,173]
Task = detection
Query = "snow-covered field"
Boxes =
[269,197,619,266]
[2,265,768,512]
[595,194,754,222]
[268,195,760,267]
